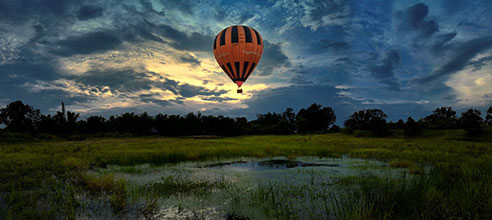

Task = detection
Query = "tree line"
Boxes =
[1,100,491,137]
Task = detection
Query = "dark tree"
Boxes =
[252,112,286,134]
[296,104,336,133]
[282,108,297,133]
[344,109,389,135]
[388,119,405,129]
[329,125,341,132]
[247,108,299,135]
[486,106,492,126]
[232,117,249,136]
[37,110,80,134]
[424,107,458,129]
[404,116,420,137]
[0,101,41,132]
[395,119,405,129]
[153,113,170,135]
[165,115,185,136]
[460,109,483,135]
[184,112,202,135]
[65,111,80,134]
[85,116,107,134]
[38,115,60,134]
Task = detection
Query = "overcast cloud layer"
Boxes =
[1,0,491,122]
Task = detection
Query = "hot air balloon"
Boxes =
[213,25,263,93]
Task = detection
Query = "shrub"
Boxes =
[460,109,483,135]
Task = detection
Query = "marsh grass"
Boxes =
[389,159,413,168]
[336,161,492,220]
[1,132,492,219]
[77,174,128,213]
[241,160,492,220]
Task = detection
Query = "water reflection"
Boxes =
[200,159,339,171]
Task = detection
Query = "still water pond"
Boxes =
[87,157,411,220]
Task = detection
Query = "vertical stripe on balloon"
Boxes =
[220,28,227,46]
[242,62,249,80]
[245,62,256,80]
[234,62,240,79]
[221,65,233,81]
[231,26,238,43]
[243,26,252,43]
[252,29,261,45]
[226,63,236,79]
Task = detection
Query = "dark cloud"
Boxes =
[153,77,227,98]
[174,83,227,98]
[51,31,122,56]
[179,54,200,66]
[457,20,489,30]
[430,32,457,56]
[318,40,350,51]
[153,24,213,52]
[368,50,401,90]
[442,94,458,103]
[290,75,313,85]
[441,0,470,14]
[483,94,492,101]
[202,97,238,102]
[0,65,230,115]
[332,56,358,78]
[139,93,159,98]
[0,1,6,14]
[0,73,95,116]
[469,55,492,71]
[302,0,350,29]
[335,57,351,63]
[160,0,195,15]
[0,0,73,18]
[0,60,59,81]
[0,1,207,58]
[123,21,165,43]
[256,41,290,76]
[77,5,103,20]
[396,3,439,38]
[308,0,347,18]
[0,46,74,113]
[138,93,175,107]
[33,24,44,33]
[416,36,492,84]
[72,69,153,92]
[71,68,227,98]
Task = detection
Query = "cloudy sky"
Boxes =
[1,0,491,122]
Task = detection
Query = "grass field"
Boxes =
[1,130,491,219]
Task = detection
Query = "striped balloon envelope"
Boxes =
[213,25,263,93]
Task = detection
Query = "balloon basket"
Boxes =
[237,88,243,93]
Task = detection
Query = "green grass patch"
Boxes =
[389,159,414,168]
